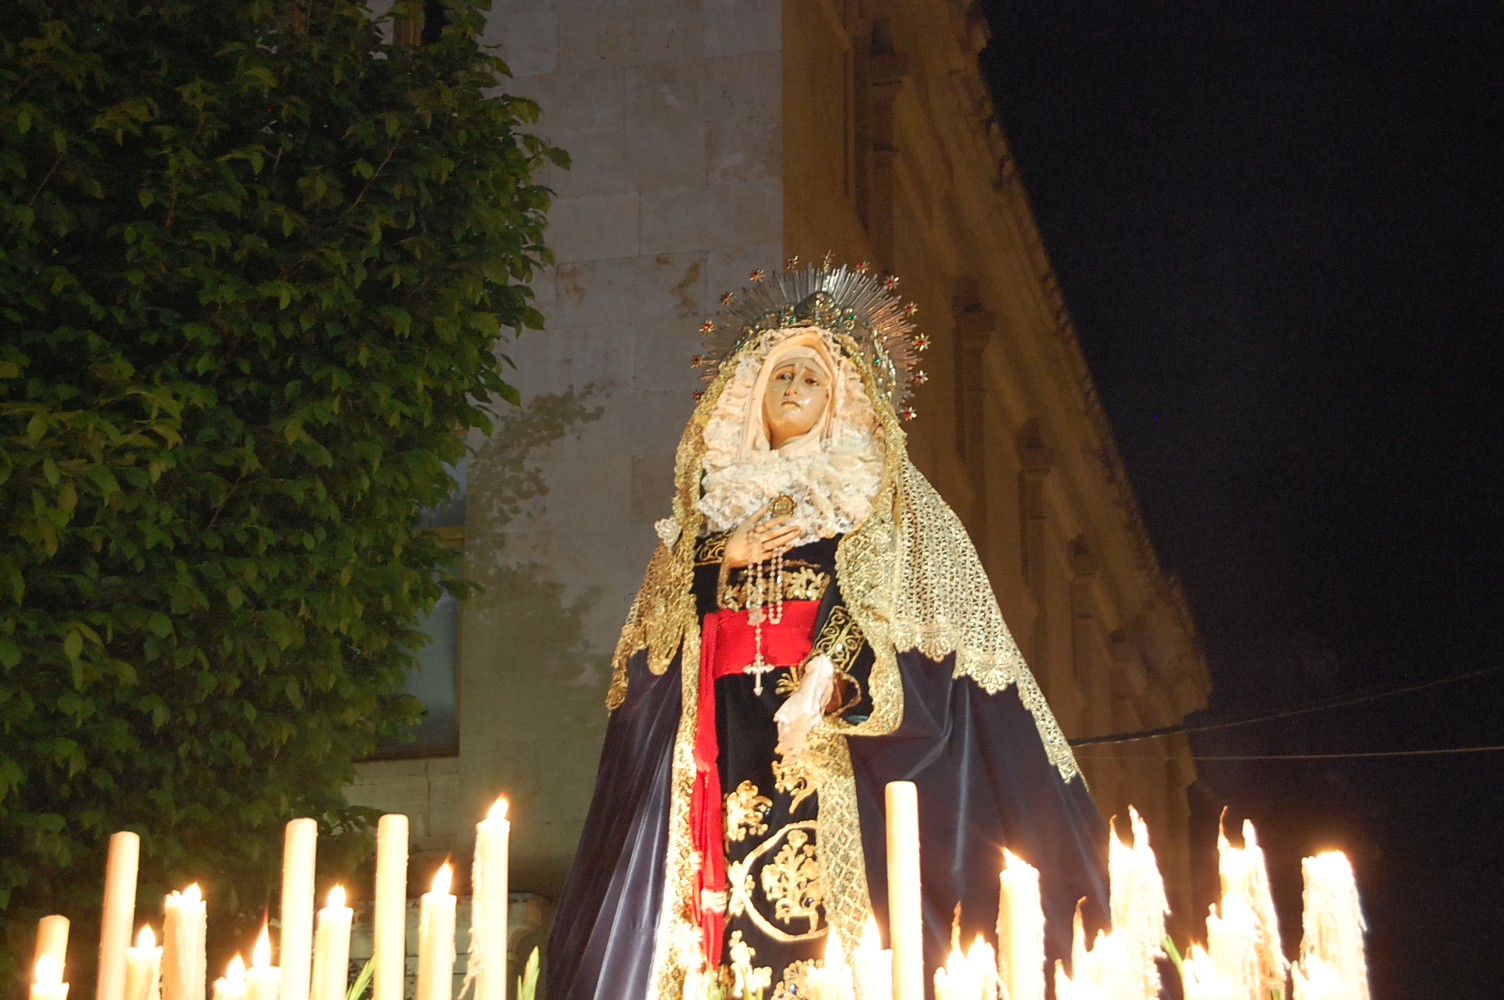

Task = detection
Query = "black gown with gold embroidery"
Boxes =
[697,533,873,996]
[545,527,1110,1000]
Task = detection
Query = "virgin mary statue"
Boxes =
[546,263,1108,999]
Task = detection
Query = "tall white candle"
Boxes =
[853,916,893,1000]
[884,782,923,1000]
[162,884,206,1000]
[35,916,69,975]
[997,849,1044,1000]
[32,954,69,1000]
[213,957,247,1000]
[246,926,281,1000]
[470,798,509,1000]
[99,831,141,1000]
[416,864,457,1000]
[1218,819,1287,996]
[372,815,409,1000]
[279,820,318,1000]
[1300,852,1368,1000]
[311,887,352,1000]
[1109,808,1169,1000]
[125,926,162,1000]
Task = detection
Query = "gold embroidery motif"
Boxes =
[725,931,772,999]
[772,959,818,1000]
[719,563,831,612]
[761,828,824,933]
[771,756,816,812]
[810,603,866,672]
[726,821,826,944]
[696,532,729,565]
[725,780,773,843]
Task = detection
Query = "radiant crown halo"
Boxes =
[693,258,929,419]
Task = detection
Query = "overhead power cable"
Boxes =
[1066,663,1504,747]
[1076,744,1504,761]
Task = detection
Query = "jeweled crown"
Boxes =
[693,257,929,418]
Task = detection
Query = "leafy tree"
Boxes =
[0,0,563,973]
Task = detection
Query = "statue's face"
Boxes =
[763,359,829,448]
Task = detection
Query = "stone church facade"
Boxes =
[349,0,1209,948]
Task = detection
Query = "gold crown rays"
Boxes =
[691,256,929,419]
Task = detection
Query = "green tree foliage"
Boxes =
[0,0,564,971]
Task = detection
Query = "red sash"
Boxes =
[689,601,820,971]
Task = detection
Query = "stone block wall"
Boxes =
[347,0,785,901]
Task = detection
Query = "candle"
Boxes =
[35,915,69,975]
[125,926,162,1000]
[808,932,854,1000]
[1053,908,1129,1000]
[853,916,893,1000]
[1218,819,1287,996]
[99,831,141,1000]
[1299,852,1369,1000]
[884,782,923,1000]
[1108,808,1169,1000]
[1292,956,1342,1000]
[162,884,206,1000]
[279,819,318,1000]
[311,888,352,1000]
[997,849,1044,1000]
[416,863,457,1000]
[967,936,1000,1000]
[1180,944,1234,1000]
[470,798,509,1000]
[213,957,247,1000]
[32,954,69,1000]
[372,815,409,1000]
[246,926,281,1000]
[933,942,971,1000]
[1206,895,1259,998]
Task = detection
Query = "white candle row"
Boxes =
[46,795,512,1000]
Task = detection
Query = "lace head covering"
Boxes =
[696,327,883,545]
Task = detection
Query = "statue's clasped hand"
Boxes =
[774,653,836,758]
[723,503,801,568]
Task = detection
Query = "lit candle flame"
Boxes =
[860,914,882,952]
[328,885,346,909]
[135,925,156,950]
[486,797,508,823]
[34,954,62,986]
[431,862,453,896]
[1003,847,1027,869]
[183,883,202,904]
[824,929,844,967]
[227,955,246,984]
[252,925,272,969]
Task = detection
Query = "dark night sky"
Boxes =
[979,2,1504,995]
